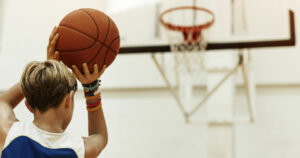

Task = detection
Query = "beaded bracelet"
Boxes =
[87,88,101,96]
[84,87,99,96]
[82,80,101,91]
[83,79,102,112]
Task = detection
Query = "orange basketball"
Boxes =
[56,8,120,73]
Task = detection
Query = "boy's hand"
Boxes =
[72,63,106,84]
[47,26,60,61]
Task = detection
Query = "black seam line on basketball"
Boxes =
[81,8,104,65]
[106,36,120,55]
[58,25,97,52]
[87,16,111,66]
[57,25,117,55]
[80,9,100,47]
[104,36,120,59]
[101,34,120,66]
[102,17,111,65]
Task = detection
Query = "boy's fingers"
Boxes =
[83,63,91,76]
[51,33,59,46]
[47,48,53,59]
[93,64,98,76]
[72,65,84,81]
[72,71,78,78]
[49,26,57,40]
[54,51,60,61]
[48,26,57,46]
[99,65,106,76]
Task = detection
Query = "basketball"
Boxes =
[56,8,120,73]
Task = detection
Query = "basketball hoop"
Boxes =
[160,6,214,43]
[153,6,255,123]
[151,6,216,122]
[160,6,215,74]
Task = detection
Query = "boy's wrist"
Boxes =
[83,79,102,112]
[82,79,101,92]
[85,93,102,112]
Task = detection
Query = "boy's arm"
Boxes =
[0,26,60,151]
[83,108,108,157]
[0,83,24,108]
[0,83,24,150]
[72,64,108,158]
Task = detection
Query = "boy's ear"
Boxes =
[65,91,74,109]
[25,100,34,113]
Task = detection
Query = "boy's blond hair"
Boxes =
[21,60,77,112]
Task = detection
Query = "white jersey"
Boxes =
[1,121,85,158]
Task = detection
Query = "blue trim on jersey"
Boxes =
[1,136,78,158]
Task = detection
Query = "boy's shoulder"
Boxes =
[1,121,85,158]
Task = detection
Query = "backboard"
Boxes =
[104,0,295,123]
[104,0,294,53]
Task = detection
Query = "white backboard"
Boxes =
[105,0,291,48]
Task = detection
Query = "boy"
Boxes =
[0,27,107,158]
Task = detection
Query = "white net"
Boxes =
[160,7,214,75]
[156,6,215,122]
[168,30,207,75]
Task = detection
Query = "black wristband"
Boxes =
[82,79,101,91]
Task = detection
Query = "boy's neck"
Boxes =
[33,108,65,133]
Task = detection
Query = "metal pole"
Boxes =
[151,53,190,122]
[239,50,254,122]
[188,64,240,116]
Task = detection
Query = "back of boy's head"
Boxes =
[21,60,77,113]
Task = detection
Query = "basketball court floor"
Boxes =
[0,0,299,157]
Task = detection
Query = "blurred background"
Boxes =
[0,0,300,158]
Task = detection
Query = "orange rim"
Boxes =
[160,6,215,33]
